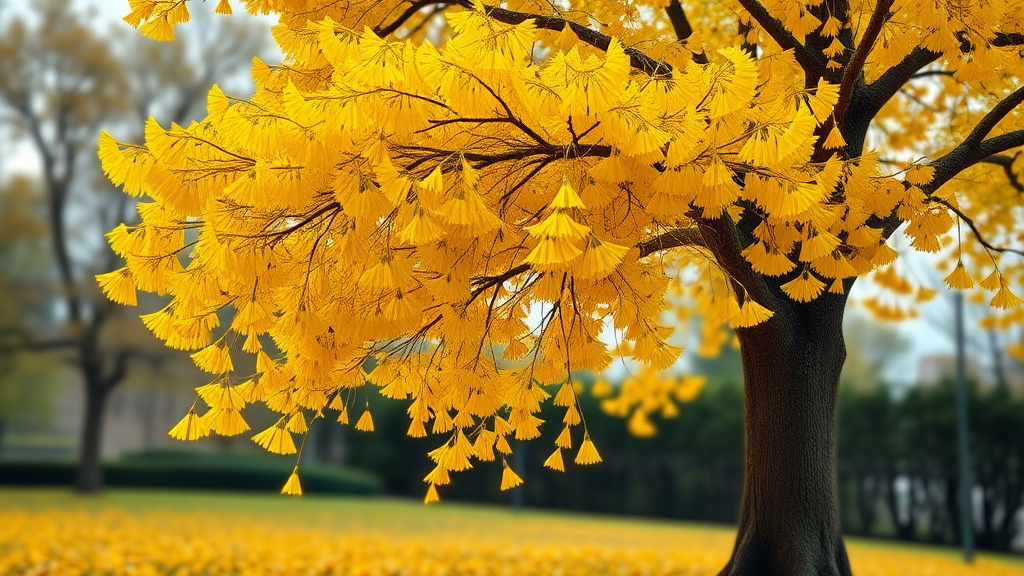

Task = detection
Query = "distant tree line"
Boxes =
[338,378,1023,553]
[839,382,1023,552]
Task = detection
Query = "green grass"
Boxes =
[0,487,731,540]
[0,487,1020,565]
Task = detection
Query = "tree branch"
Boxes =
[879,131,1024,241]
[958,86,1024,150]
[834,0,894,121]
[856,48,941,120]
[926,92,1024,195]
[465,227,703,304]
[693,214,774,306]
[909,70,954,80]
[933,198,1024,258]
[375,1,439,37]
[452,0,671,76]
[469,263,532,300]
[665,0,708,64]
[735,0,825,74]
[979,154,1023,192]
[992,32,1024,47]
[0,329,76,355]
[101,347,165,392]
[853,31,1020,138]
[638,227,704,257]
[738,17,758,59]
[877,130,1024,248]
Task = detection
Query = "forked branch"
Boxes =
[908,87,1024,197]
[857,47,941,121]
[100,347,167,392]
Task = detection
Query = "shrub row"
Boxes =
[0,450,382,495]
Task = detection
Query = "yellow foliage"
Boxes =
[4,499,1021,576]
[281,468,302,495]
[499,461,524,490]
[574,435,603,465]
[104,0,1024,498]
[167,407,209,441]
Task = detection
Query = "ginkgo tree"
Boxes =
[98,0,1024,574]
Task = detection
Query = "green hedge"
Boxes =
[0,450,382,495]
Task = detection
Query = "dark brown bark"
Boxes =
[76,377,109,494]
[719,294,852,576]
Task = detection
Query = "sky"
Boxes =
[2,0,967,386]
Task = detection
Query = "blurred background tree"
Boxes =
[0,0,269,492]
[0,176,60,452]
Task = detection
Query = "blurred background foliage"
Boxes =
[0,0,1020,557]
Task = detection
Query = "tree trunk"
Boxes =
[76,380,109,494]
[720,295,852,576]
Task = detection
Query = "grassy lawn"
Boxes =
[0,488,1019,574]
[0,487,734,549]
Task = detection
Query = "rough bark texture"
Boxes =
[720,294,852,576]
[76,381,108,494]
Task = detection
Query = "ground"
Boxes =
[0,489,1019,575]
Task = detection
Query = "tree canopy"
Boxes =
[101,0,1024,500]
